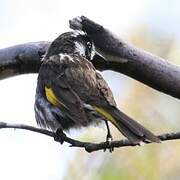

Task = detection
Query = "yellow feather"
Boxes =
[93,106,118,126]
[45,86,66,107]
[45,88,117,125]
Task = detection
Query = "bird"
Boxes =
[34,31,160,150]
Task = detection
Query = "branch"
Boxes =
[70,16,180,99]
[1,17,180,99]
[0,122,179,153]
[0,41,105,80]
[0,41,50,79]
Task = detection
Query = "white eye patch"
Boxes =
[75,41,86,56]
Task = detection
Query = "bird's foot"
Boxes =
[54,128,66,144]
[104,133,114,153]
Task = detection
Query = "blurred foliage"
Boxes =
[63,27,180,180]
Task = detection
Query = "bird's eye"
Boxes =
[86,41,92,50]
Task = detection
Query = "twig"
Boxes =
[0,122,179,153]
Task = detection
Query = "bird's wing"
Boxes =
[52,54,116,108]
[40,53,117,125]
[39,54,89,126]
[39,54,160,143]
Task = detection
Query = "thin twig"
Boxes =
[0,122,179,153]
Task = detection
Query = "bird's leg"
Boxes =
[54,128,66,144]
[104,120,114,152]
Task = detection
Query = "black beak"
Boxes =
[91,52,108,71]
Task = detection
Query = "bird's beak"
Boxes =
[91,44,108,62]
[93,52,107,61]
[91,50,109,71]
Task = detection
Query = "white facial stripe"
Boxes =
[75,41,86,56]
[90,44,95,60]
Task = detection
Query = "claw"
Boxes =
[104,121,114,152]
[104,133,114,153]
[54,128,66,144]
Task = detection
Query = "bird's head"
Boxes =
[45,31,94,60]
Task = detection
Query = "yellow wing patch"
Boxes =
[93,106,118,126]
[45,86,66,108]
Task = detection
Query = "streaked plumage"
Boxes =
[35,31,160,144]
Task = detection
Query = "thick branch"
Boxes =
[70,16,180,99]
[0,41,105,80]
[0,41,50,79]
[0,17,180,99]
[0,122,179,153]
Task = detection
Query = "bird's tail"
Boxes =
[94,106,160,144]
